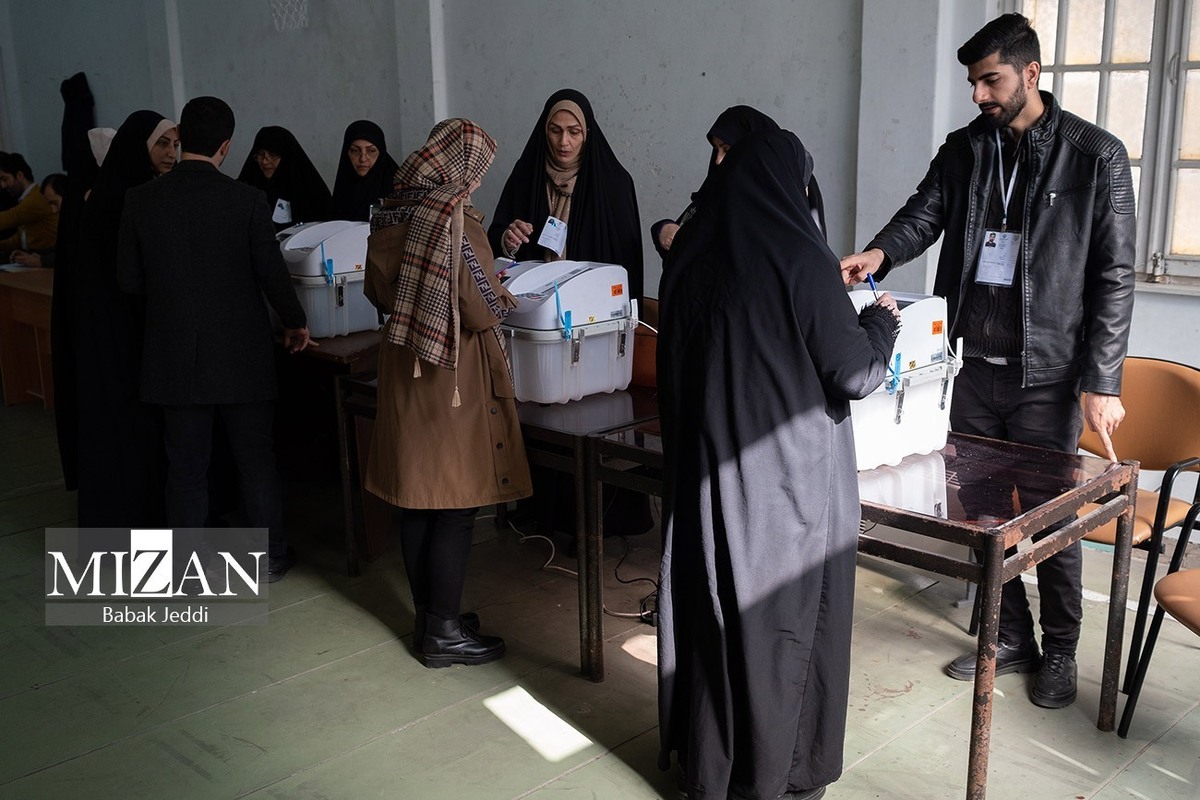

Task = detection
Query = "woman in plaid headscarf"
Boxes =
[364,119,532,668]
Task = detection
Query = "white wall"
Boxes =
[1128,290,1200,367]
[853,0,996,295]
[0,0,409,188]
[1,0,157,167]
[435,0,864,298]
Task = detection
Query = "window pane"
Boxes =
[1106,70,1148,158]
[1191,2,1200,61]
[1182,70,1200,159]
[1112,0,1154,63]
[1027,0,1061,66]
[1061,71,1101,122]
[1064,0,1105,64]
[1170,169,1200,255]
[1130,164,1141,212]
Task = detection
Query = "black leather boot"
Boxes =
[412,607,481,654]
[420,614,505,668]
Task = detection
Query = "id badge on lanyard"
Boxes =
[977,130,1022,287]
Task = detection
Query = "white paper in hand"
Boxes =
[537,216,568,257]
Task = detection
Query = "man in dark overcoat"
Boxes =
[118,96,312,581]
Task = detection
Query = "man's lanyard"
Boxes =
[994,129,1018,232]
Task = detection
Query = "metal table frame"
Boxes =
[589,426,1137,800]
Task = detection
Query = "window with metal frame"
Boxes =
[1023,0,1200,286]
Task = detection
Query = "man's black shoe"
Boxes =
[1031,652,1078,709]
[945,638,1040,681]
[267,547,297,583]
[784,787,827,799]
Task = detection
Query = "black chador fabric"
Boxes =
[237,126,332,229]
[331,119,399,222]
[707,107,828,239]
[51,71,98,489]
[487,88,644,300]
[656,130,898,799]
[74,109,170,527]
[652,105,827,261]
[695,105,780,207]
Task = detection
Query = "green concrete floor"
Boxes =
[1,401,1197,800]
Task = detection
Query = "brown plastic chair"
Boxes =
[1118,501,1200,737]
[1077,357,1200,692]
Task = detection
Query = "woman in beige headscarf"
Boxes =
[487,88,644,300]
[364,118,532,668]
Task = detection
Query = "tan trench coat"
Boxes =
[363,204,532,509]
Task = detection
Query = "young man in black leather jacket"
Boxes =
[841,13,1135,710]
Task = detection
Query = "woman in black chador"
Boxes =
[75,109,177,526]
[330,119,399,221]
[489,89,651,538]
[488,88,644,300]
[650,105,826,260]
[237,125,331,230]
[656,129,900,800]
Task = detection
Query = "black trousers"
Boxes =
[399,507,479,620]
[161,401,286,558]
[951,359,1084,655]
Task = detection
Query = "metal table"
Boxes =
[334,373,659,656]
[589,426,1137,800]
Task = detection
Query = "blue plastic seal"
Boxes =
[554,281,572,340]
[321,241,333,286]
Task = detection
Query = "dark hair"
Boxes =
[41,173,66,195]
[957,13,1041,69]
[179,96,235,157]
[0,152,34,182]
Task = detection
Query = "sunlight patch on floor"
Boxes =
[483,686,592,762]
[621,633,658,666]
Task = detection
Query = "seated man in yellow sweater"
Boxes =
[0,153,58,256]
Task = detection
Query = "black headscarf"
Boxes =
[331,119,399,221]
[237,125,332,228]
[697,105,781,201]
[651,105,827,261]
[488,88,644,299]
[661,128,831,318]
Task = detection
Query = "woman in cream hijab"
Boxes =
[488,88,644,300]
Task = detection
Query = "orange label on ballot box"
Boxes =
[932,320,944,335]
[611,284,624,297]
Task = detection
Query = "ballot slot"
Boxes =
[275,220,378,338]
[499,259,636,404]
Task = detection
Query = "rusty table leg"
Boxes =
[967,534,1005,800]
[581,436,606,681]
[1099,466,1137,731]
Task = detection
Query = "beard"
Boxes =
[980,80,1027,130]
